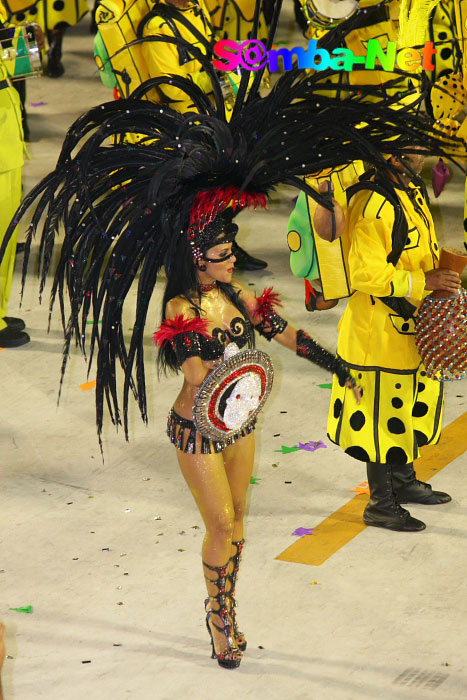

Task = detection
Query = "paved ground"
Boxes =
[1,7,467,700]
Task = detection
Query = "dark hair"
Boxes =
[157,233,252,374]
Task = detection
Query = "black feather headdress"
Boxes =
[2,0,465,443]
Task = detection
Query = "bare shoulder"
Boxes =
[231,278,257,314]
[165,295,196,320]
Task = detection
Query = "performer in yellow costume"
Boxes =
[327,150,461,532]
[3,0,88,77]
[0,4,29,346]
[141,0,215,112]
[205,0,267,41]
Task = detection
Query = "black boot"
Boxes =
[45,28,65,78]
[363,461,426,532]
[232,241,267,271]
[391,462,451,505]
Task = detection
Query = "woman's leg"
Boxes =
[175,448,241,660]
[222,433,255,648]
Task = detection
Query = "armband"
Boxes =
[153,314,212,365]
[253,286,288,341]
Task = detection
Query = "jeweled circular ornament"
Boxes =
[193,348,274,441]
[415,288,467,381]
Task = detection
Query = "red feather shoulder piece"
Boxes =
[253,287,283,320]
[153,315,212,347]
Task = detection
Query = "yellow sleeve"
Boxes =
[348,195,413,299]
[142,18,211,113]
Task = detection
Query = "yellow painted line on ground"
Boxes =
[276,411,467,567]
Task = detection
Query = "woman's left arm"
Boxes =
[237,281,361,404]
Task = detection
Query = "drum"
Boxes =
[193,342,274,442]
[0,25,42,80]
[301,0,359,29]
[415,247,467,381]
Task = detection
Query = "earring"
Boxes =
[199,264,207,271]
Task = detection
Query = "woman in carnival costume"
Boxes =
[2,1,461,667]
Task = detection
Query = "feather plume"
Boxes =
[153,315,211,347]
[254,287,283,320]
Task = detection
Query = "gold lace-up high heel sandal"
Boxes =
[226,539,247,652]
[204,560,242,669]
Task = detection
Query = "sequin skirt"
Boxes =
[167,408,256,454]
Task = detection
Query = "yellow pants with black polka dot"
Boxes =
[327,362,443,465]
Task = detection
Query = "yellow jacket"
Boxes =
[337,182,438,370]
[142,0,215,112]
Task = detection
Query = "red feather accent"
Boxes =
[190,187,268,228]
[153,315,212,347]
[253,287,282,320]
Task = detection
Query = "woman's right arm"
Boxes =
[160,298,213,387]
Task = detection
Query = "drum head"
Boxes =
[193,348,274,442]
[306,0,359,26]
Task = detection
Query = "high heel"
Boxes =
[203,560,242,669]
[226,539,247,652]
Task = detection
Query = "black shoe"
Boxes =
[232,242,267,271]
[363,505,426,532]
[0,326,30,347]
[5,317,26,331]
[391,462,452,505]
[363,461,426,532]
[44,57,65,78]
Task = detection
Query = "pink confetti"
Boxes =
[432,159,450,198]
[30,101,47,107]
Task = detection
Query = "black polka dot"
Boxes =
[413,402,429,417]
[417,382,425,393]
[386,446,408,465]
[464,218,467,233]
[338,375,346,387]
[15,12,25,21]
[440,48,452,61]
[333,399,343,419]
[345,446,370,462]
[420,371,426,377]
[392,397,403,409]
[415,430,429,447]
[349,411,365,431]
[358,373,362,379]
[402,323,410,332]
[388,417,406,434]
[438,31,448,40]
[53,0,65,9]
[29,5,38,13]
[395,383,402,389]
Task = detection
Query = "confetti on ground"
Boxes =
[275,445,300,454]
[30,101,47,107]
[250,477,261,484]
[271,463,279,468]
[82,660,92,664]
[298,441,327,452]
[273,434,280,437]
[153,515,162,520]
[349,482,370,495]
[280,411,288,414]
[102,547,110,551]
[319,383,333,389]
[9,605,33,614]
[178,548,185,552]
[117,602,124,605]
[312,581,318,585]
[80,380,96,391]
[284,481,292,484]
[292,527,314,537]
